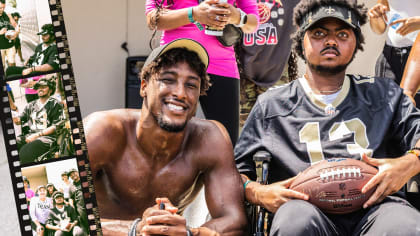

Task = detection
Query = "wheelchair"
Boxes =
[249,150,272,236]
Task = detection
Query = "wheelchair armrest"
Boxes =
[253,150,272,162]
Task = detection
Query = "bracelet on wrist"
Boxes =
[186,227,193,236]
[187,7,204,31]
[243,180,252,190]
[128,218,142,236]
[407,149,420,159]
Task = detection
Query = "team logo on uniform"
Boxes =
[324,104,337,116]
[244,0,284,46]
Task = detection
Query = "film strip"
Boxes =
[0,0,101,235]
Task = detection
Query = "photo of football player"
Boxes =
[8,73,74,165]
[6,23,59,78]
[0,0,19,70]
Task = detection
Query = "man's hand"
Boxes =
[368,3,389,21]
[193,0,230,30]
[22,67,33,76]
[390,16,420,36]
[251,176,309,213]
[140,198,189,236]
[26,133,40,143]
[0,27,7,35]
[361,153,419,208]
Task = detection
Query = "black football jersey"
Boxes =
[235,75,420,183]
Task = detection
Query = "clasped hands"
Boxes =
[193,0,241,30]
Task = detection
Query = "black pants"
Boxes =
[17,136,53,164]
[269,197,420,236]
[375,44,412,84]
[199,74,239,145]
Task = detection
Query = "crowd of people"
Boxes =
[85,0,420,235]
[24,168,88,236]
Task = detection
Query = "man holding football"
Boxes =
[6,23,59,77]
[0,0,19,69]
[235,0,420,235]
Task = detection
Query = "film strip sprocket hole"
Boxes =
[0,0,102,235]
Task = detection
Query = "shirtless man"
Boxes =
[84,38,247,236]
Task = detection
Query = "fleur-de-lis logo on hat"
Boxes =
[325,6,335,15]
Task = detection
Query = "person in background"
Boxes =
[30,185,53,236]
[11,12,23,63]
[369,0,420,85]
[46,183,58,198]
[237,0,300,127]
[23,176,35,205]
[145,0,258,145]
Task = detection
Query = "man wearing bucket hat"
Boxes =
[13,77,64,164]
[84,38,247,235]
[6,23,59,77]
[46,191,85,236]
[235,0,420,235]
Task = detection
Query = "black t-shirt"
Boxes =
[0,12,14,49]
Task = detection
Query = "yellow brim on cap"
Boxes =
[145,38,209,69]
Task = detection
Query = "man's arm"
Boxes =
[368,0,389,35]
[146,0,256,33]
[400,33,420,104]
[199,121,247,235]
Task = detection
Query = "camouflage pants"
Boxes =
[239,68,289,127]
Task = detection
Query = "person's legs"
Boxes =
[353,196,420,236]
[239,78,267,128]
[199,74,239,145]
[5,47,16,67]
[19,138,52,164]
[269,200,342,236]
[375,45,397,81]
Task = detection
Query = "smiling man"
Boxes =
[13,77,64,164]
[235,0,420,235]
[84,39,247,236]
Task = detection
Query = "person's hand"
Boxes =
[213,2,241,25]
[36,224,44,235]
[26,133,41,143]
[0,27,7,35]
[368,3,389,21]
[22,67,33,76]
[193,0,230,30]
[254,176,309,213]
[390,16,420,36]
[361,153,419,208]
[140,198,189,236]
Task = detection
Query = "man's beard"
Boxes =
[55,202,64,206]
[308,62,349,76]
[153,112,187,133]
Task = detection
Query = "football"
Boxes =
[290,158,378,214]
[5,30,15,39]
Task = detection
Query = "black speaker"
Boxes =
[125,56,147,108]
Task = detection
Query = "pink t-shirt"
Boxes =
[145,0,258,79]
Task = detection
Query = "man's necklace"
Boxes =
[304,74,343,94]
